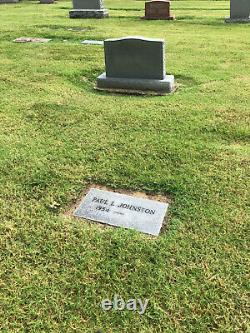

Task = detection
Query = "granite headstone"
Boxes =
[69,0,108,18]
[96,36,175,94]
[225,0,250,23]
[143,0,175,20]
[73,188,169,236]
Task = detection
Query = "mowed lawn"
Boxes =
[0,0,249,332]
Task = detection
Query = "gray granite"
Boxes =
[73,188,169,236]
[104,37,165,80]
[69,0,108,18]
[96,36,175,94]
[40,0,55,3]
[72,0,103,9]
[97,73,175,94]
[70,9,108,18]
[225,0,250,23]
[0,0,19,3]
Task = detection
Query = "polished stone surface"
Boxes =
[96,36,175,94]
[225,0,250,22]
[104,37,165,80]
[73,188,169,236]
[72,0,103,9]
[97,73,175,94]
[144,1,175,20]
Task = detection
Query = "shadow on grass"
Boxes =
[58,6,70,9]
[175,7,228,11]
[64,70,165,98]
[110,7,142,11]
[34,24,94,31]
[174,74,199,87]
[63,68,102,93]
[112,15,144,20]
[176,17,225,26]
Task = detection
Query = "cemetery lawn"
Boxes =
[0,0,249,332]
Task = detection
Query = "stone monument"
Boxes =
[143,0,175,20]
[96,36,175,94]
[69,0,109,19]
[40,0,54,4]
[0,0,19,3]
[225,0,250,23]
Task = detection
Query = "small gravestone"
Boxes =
[0,0,19,3]
[96,36,175,94]
[143,0,175,20]
[225,0,250,23]
[39,0,54,4]
[13,37,51,43]
[73,188,169,236]
[69,0,109,19]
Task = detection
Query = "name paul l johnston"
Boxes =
[92,196,156,215]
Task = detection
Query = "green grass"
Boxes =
[0,0,249,332]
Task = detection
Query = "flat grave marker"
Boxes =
[13,37,51,43]
[81,39,104,45]
[73,188,169,236]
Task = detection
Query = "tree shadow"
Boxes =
[175,17,226,27]
[174,74,199,87]
[110,7,142,12]
[34,24,94,31]
[176,7,228,11]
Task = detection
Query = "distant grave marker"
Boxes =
[69,0,109,19]
[39,0,54,4]
[13,37,51,43]
[81,39,104,45]
[73,188,169,236]
[0,0,19,3]
[143,0,175,20]
[96,36,175,94]
[225,0,250,23]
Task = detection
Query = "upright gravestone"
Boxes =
[69,0,109,19]
[96,36,175,94]
[225,0,250,23]
[143,0,175,20]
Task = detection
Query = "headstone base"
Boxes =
[142,15,175,20]
[96,73,175,95]
[225,17,250,23]
[69,9,109,19]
